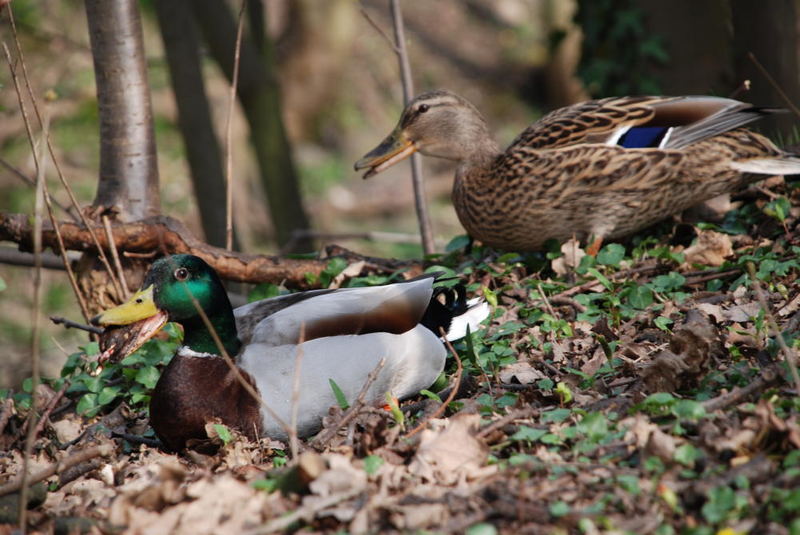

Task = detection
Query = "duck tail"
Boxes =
[730,155,800,176]
[421,285,490,341]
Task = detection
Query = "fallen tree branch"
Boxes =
[0,213,419,288]
[0,443,114,497]
[702,363,782,413]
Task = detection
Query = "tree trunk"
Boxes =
[85,0,160,220]
[731,0,800,140]
[83,0,161,311]
[193,0,313,252]
[154,0,230,248]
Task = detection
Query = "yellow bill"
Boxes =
[92,285,169,364]
[92,286,159,326]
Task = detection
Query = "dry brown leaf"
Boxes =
[52,418,83,444]
[640,309,723,393]
[498,361,546,384]
[308,453,367,497]
[683,230,733,267]
[408,413,492,484]
[551,238,586,276]
[724,302,761,323]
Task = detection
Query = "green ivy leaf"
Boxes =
[671,400,706,421]
[541,408,571,423]
[549,501,570,517]
[76,393,98,415]
[674,443,702,467]
[97,386,121,406]
[465,523,497,535]
[135,366,161,389]
[363,455,384,475]
[511,426,547,442]
[596,243,625,266]
[625,285,653,309]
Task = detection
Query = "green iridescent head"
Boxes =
[93,254,240,356]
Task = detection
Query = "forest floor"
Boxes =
[2,178,800,534]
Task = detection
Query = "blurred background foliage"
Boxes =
[1,0,799,388]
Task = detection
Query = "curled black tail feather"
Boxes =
[420,284,468,336]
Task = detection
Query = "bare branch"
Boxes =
[0,212,419,287]
[388,0,435,255]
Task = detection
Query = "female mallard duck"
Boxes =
[355,90,800,254]
[91,254,488,451]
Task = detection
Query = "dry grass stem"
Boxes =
[16,104,49,532]
[224,0,246,251]
[748,52,800,119]
[405,329,463,438]
[102,214,130,300]
[289,323,306,459]
[746,262,800,394]
[0,157,76,220]
[6,7,123,298]
[388,0,435,255]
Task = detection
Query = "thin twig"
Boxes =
[42,180,92,323]
[310,358,386,448]
[50,316,103,335]
[388,0,435,255]
[6,8,123,300]
[3,27,93,325]
[224,0,246,251]
[748,52,800,119]
[102,214,129,299]
[289,323,306,460]
[0,157,76,220]
[0,443,114,497]
[358,4,399,52]
[746,262,800,394]
[32,383,68,439]
[702,362,781,412]
[477,406,539,438]
[247,487,362,535]
[728,79,751,100]
[17,104,49,532]
[405,328,463,438]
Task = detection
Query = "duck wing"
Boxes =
[509,96,778,151]
[244,276,436,347]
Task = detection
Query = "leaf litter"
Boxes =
[2,182,800,533]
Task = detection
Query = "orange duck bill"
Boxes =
[91,286,169,364]
[354,126,417,179]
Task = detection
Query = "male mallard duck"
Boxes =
[355,90,800,254]
[91,254,488,451]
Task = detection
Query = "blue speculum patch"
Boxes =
[618,126,670,148]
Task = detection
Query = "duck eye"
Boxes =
[418,103,429,114]
[174,267,189,281]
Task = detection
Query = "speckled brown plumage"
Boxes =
[356,91,800,252]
